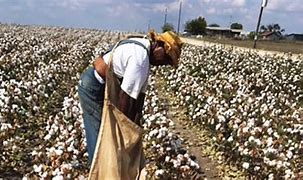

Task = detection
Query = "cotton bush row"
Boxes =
[0,24,200,179]
[159,44,303,179]
[0,24,120,178]
[142,75,201,179]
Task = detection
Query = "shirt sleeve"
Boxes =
[121,57,149,100]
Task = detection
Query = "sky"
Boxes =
[0,0,302,34]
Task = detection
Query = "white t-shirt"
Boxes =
[94,38,150,100]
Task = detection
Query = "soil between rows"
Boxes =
[155,77,247,180]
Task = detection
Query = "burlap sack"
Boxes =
[88,47,145,180]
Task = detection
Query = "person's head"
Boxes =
[148,31,183,68]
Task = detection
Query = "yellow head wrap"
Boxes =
[148,31,183,68]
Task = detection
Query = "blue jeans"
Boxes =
[78,66,105,165]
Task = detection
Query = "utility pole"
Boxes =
[229,15,233,27]
[164,8,167,26]
[147,19,151,32]
[253,0,268,48]
[177,1,182,34]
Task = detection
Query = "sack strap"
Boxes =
[101,38,150,57]
[117,39,150,55]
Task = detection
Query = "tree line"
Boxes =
[161,16,284,38]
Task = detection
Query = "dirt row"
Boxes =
[156,79,247,179]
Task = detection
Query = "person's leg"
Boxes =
[78,66,105,165]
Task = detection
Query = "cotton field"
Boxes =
[0,24,200,179]
[0,24,302,179]
[159,45,303,179]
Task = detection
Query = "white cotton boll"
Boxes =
[177,154,184,160]
[78,175,86,180]
[254,166,260,171]
[149,129,158,137]
[242,127,249,133]
[165,156,170,162]
[267,128,273,135]
[273,132,280,138]
[149,115,155,121]
[218,115,225,122]
[243,148,249,155]
[286,151,293,159]
[53,175,64,180]
[41,171,48,178]
[173,159,181,168]
[268,173,274,180]
[143,114,148,120]
[0,99,4,107]
[276,160,283,169]
[55,149,63,156]
[1,123,12,131]
[227,136,233,142]
[72,106,78,113]
[242,162,249,169]
[67,145,73,152]
[283,161,290,167]
[156,133,163,139]
[67,125,73,132]
[31,150,38,156]
[255,139,261,146]
[155,169,164,177]
[33,106,39,111]
[215,123,221,130]
[12,104,18,110]
[33,164,43,173]
[169,121,174,126]
[3,141,8,146]
[285,169,293,179]
[263,120,271,127]
[44,134,51,141]
[268,160,277,166]
[248,136,254,142]
[267,137,273,146]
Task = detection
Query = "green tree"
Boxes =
[230,23,243,30]
[184,16,207,35]
[247,31,256,40]
[209,23,220,27]
[161,23,175,33]
[260,23,285,33]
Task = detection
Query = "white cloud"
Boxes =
[207,8,216,15]
[231,0,245,7]
[199,0,245,7]
[150,1,180,13]
[267,0,303,12]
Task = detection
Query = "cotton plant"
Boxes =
[142,75,201,179]
[1,24,302,179]
[159,44,303,178]
[0,24,123,178]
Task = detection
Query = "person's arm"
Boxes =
[118,91,145,125]
[134,93,146,125]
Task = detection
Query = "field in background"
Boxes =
[188,36,303,55]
